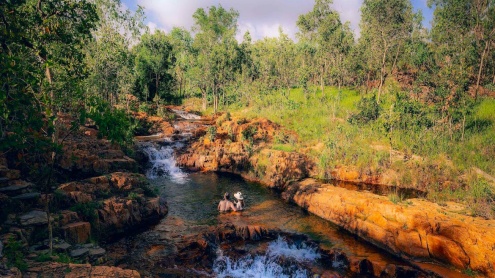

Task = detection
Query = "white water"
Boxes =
[213,237,321,278]
[172,109,201,120]
[140,143,188,184]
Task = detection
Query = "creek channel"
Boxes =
[105,112,463,277]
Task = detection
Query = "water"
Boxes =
[140,142,188,184]
[213,237,320,278]
[130,114,464,277]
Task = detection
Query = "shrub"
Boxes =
[4,237,28,271]
[349,94,381,124]
[242,125,257,142]
[85,96,136,148]
[207,126,217,141]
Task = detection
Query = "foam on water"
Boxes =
[140,143,188,184]
[172,109,201,120]
[213,237,321,278]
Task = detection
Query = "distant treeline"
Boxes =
[1,0,494,154]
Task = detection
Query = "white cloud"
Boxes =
[137,0,363,40]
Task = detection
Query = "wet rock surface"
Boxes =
[286,179,495,277]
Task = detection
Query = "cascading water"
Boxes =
[140,142,188,184]
[213,237,322,278]
[172,109,201,120]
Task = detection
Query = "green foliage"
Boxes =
[241,125,258,142]
[85,96,136,148]
[349,94,381,124]
[4,237,28,271]
[127,192,140,200]
[70,201,101,224]
[207,126,217,141]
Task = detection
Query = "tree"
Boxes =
[1,0,98,255]
[192,5,239,112]
[85,0,145,108]
[297,0,353,92]
[360,0,413,101]
[134,31,173,102]
[168,27,194,98]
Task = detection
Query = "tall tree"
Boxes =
[360,0,413,101]
[134,30,173,102]
[85,0,144,108]
[192,5,239,112]
[297,0,353,92]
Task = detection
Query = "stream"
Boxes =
[105,112,464,277]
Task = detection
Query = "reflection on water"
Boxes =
[150,172,406,265]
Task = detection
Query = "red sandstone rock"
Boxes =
[25,262,140,277]
[288,179,495,277]
[62,222,91,244]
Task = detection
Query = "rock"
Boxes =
[97,196,167,239]
[12,192,41,200]
[0,168,20,180]
[0,177,9,185]
[0,180,31,194]
[59,210,80,226]
[0,240,3,258]
[89,247,106,257]
[20,210,48,226]
[53,242,71,252]
[24,262,140,277]
[288,179,495,278]
[62,222,91,244]
[70,248,89,258]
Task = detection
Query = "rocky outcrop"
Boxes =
[25,262,140,277]
[62,222,91,244]
[175,115,495,277]
[176,117,314,188]
[57,172,167,240]
[97,196,166,238]
[285,178,495,277]
[59,127,137,178]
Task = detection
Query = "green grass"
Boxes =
[190,85,495,217]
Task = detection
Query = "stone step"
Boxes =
[19,210,49,226]
[12,192,41,201]
[70,247,89,258]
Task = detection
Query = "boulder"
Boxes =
[20,210,48,226]
[62,222,91,244]
[288,179,495,278]
[12,192,40,200]
[70,248,89,258]
[88,247,106,258]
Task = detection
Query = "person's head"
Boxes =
[223,192,230,200]
[234,192,243,201]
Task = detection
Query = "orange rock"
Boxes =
[289,179,495,277]
[62,222,91,244]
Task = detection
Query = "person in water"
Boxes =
[234,191,245,211]
[218,192,237,212]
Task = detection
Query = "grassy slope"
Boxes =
[189,86,495,217]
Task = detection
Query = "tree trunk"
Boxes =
[366,71,371,94]
[155,73,159,100]
[475,40,489,99]
[201,87,207,111]
[377,46,388,103]
[45,66,55,256]
[391,45,401,78]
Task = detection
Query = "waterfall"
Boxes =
[140,142,188,184]
[213,236,321,278]
[172,109,201,120]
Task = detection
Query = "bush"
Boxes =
[4,237,28,271]
[241,125,257,142]
[207,126,217,141]
[349,94,381,124]
[86,96,136,148]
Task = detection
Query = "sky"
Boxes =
[122,0,434,40]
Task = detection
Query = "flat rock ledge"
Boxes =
[25,262,140,278]
[285,179,495,278]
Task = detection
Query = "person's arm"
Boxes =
[230,202,237,211]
